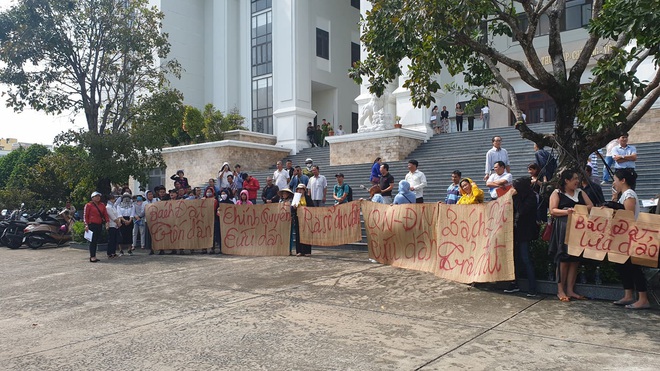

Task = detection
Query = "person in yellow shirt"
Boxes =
[456,178,484,205]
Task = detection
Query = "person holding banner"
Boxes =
[279,188,295,252]
[548,169,593,302]
[504,177,538,296]
[610,169,649,309]
[293,184,315,256]
[456,178,484,205]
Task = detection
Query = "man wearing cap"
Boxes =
[333,173,350,205]
[303,158,314,177]
[308,165,327,207]
[84,191,110,262]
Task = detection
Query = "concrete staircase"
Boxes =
[251,123,659,202]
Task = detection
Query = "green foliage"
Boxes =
[0,147,24,189]
[0,0,181,194]
[71,221,108,244]
[182,104,245,144]
[6,144,50,189]
[351,0,660,172]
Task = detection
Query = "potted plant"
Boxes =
[394,115,402,128]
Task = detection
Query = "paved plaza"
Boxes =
[1,246,659,370]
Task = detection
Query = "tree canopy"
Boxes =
[0,0,182,194]
[351,0,660,169]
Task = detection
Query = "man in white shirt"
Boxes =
[404,159,427,203]
[335,124,345,136]
[486,161,513,199]
[308,165,327,206]
[273,161,290,190]
[484,136,510,180]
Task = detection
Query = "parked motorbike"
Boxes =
[23,209,73,249]
[1,203,32,249]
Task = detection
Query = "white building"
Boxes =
[153,0,365,154]
[155,0,658,156]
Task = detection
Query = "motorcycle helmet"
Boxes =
[60,224,68,233]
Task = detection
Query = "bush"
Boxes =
[529,225,620,284]
[71,221,108,244]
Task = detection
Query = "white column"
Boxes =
[272,0,316,154]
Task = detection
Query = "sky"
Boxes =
[0,0,84,145]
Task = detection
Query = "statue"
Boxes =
[358,89,396,132]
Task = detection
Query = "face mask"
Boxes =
[306,164,312,170]
[206,192,213,197]
[221,194,228,200]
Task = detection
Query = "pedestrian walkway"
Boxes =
[1,247,658,370]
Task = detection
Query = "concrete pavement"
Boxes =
[1,246,659,370]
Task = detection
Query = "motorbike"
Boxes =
[23,209,73,249]
[1,203,33,249]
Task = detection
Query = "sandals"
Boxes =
[89,257,100,263]
[557,295,570,302]
[613,299,635,306]
[625,303,651,310]
[569,295,587,300]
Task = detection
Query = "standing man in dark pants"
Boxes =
[84,191,110,263]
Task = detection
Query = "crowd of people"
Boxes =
[82,131,652,309]
[307,119,345,147]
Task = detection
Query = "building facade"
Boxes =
[156,0,658,156]
[153,0,363,154]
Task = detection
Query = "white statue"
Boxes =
[358,89,396,132]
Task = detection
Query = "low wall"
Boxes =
[223,130,277,145]
[161,140,290,186]
[629,107,660,144]
[325,128,427,165]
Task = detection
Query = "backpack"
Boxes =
[346,184,353,202]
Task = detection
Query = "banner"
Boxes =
[362,201,439,273]
[567,205,660,267]
[146,199,215,250]
[218,203,291,256]
[298,201,362,246]
[436,193,515,283]
[362,192,515,283]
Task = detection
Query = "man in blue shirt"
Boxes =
[612,132,637,169]
[444,170,462,204]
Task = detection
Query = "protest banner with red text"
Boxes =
[435,192,515,283]
[361,201,439,274]
[146,199,215,250]
[218,203,291,256]
[298,202,362,246]
[567,205,660,267]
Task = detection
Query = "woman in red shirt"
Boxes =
[84,192,110,262]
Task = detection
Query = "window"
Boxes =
[513,1,591,40]
[351,42,360,67]
[252,77,273,134]
[147,168,165,192]
[563,0,592,31]
[251,0,271,13]
[251,11,272,76]
[351,0,360,10]
[316,28,329,60]
[513,92,556,124]
[251,2,273,134]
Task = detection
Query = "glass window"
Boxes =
[252,77,273,134]
[351,42,360,67]
[316,28,329,60]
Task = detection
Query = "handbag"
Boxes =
[541,218,553,242]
